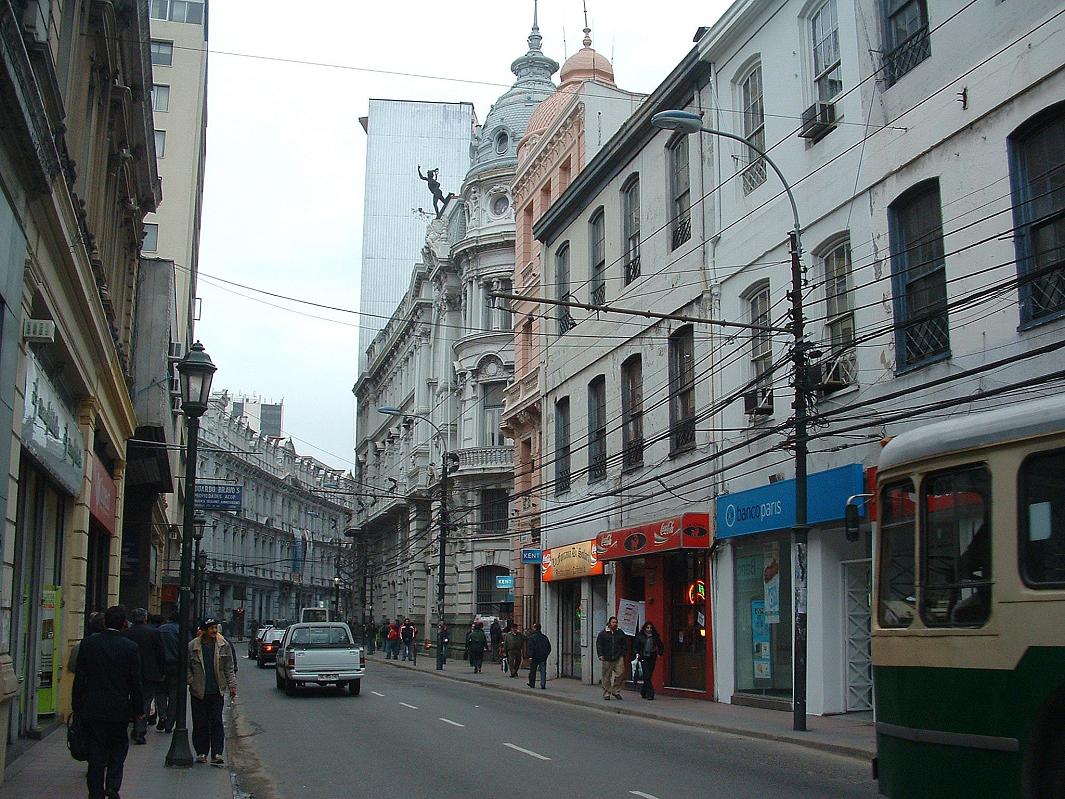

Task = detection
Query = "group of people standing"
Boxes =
[372,618,419,662]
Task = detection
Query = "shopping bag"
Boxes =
[631,657,643,681]
[501,656,508,673]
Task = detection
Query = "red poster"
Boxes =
[90,453,117,535]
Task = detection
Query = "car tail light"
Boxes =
[287,652,295,668]
[263,644,274,652]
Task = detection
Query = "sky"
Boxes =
[196,0,730,470]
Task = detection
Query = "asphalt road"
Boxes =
[231,659,879,799]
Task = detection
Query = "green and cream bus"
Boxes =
[874,393,1065,798]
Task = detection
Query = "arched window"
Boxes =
[667,138,691,249]
[556,243,574,335]
[621,354,643,468]
[622,175,641,283]
[589,208,606,304]
[668,326,695,453]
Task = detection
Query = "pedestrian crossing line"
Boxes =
[439,717,465,727]
[371,691,385,697]
[629,792,661,799]
[399,702,418,710]
[503,743,551,761]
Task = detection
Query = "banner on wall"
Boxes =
[763,542,781,624]
[541,540,603,582]
[617,598,642,636]
[596,513,710,561]
[22,350,84,496]
[751,599,771,681]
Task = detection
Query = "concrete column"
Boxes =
[107,459,126,604]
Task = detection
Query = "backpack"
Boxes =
[388,627,399,640]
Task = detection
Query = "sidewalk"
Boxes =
[2,720,234,799]
[370,650,876,762]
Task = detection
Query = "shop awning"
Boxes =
[595,513,710,561]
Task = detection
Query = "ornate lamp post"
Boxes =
[192,516,206,622]
[165,341,216,767]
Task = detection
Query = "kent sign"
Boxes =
[520,548,543,564]
[496,575,515,589]
[194,482,243,511]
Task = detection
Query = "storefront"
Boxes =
[541,540,605,683]
[713,463,867,714]
[596,513,714,698]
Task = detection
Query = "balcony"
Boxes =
[671,215,691,249]
[590,283,606,306]
[882,27,930,88]
[454,445,514,475]
[624,253,641,285]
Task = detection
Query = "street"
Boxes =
[230,660,878,799]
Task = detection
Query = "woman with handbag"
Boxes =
[633,622,664,700]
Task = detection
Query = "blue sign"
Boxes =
[496,575,515,589]
[714,464,863,539]
[521,548,543,564]
[194,483,243,511]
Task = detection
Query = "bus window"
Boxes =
[921,466,991,627]
[1020,448,1065,587]
[878,480,916,628]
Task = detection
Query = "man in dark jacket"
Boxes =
[73,605,143,799]
[467,622,488,673]
[156,610,180,732]
[503,623,525,678]
[525,623,551,689]
[400,618,417,664]
[489,619,502,662]
[596,616,629,700]
[122,607,164,744]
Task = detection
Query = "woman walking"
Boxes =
[467,621,489,673]
[633,622,664,700]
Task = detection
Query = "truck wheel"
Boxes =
[275,672,283,690]
[257,656,265,669]
[348,679,361,696]
[284,677,296,696]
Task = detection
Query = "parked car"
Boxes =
[257,628,286,668]
[275,622,364,696]
[248,625,272,659]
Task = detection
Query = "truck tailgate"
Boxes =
[292,646,361,673]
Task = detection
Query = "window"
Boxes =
[481,489,509,535]
[1009,105,1065,325]
[590,209,606,305]
[142,223,159,252]
[588,376,606,482]
[622,177,641,284]
[556,244,574,335]
[495,131,510,155]
[151,84,170,113]
[881,0,930,87]
[878,480,916,628]
[889,181,950,369]
[555,398,571,494]
[668,326,695,453]
[749,284,772,387]
[921,466,991,627]
[741,65,767,193]
[621,355,643,469]
[811,1,842,102]
[150,40,174,66]
[668,137,691,249]
[1020,448,1065,587]
[151,0,204,24]
[819,239,856,389]
[482,383,506,446]
[154,129,166,159]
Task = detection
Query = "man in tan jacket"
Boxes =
[188,617,236,765]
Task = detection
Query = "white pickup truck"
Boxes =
[275,622,365,696]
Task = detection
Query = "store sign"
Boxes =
[90,453,117,535]
[194,482,243,511]
[541,540,603,582]
[521,548,543,564]
[22,351,84,495]
[714,464,864,540]
[496,575,515,589]
[595,512,710,561]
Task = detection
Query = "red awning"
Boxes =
[595,513,710,561]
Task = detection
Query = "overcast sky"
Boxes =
[196,1,730,470]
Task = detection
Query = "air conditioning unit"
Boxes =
[169,376,181,396]
[812,355,851,393]
[23,318,56,343]
[743,387,774,416]
[168,341,186,363]
[799,102,836,139]
[171,394,183,413]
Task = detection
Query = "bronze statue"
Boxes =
[418,166,457,219]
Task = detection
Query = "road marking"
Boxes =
[439,717,465,727]
[399,702,418,710]
[503,743,551,761]
[371,691,385,697]
[630,792,661,799]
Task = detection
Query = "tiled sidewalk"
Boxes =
[371,649,876,762]
[2,718,233,799]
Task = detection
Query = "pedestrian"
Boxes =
[156,610,180,732]
[467,621,488,673]
[121,608,164,745]
[503,623,525,678]
[187,616,237,766]
[72,604,143,799]
[633,621,665,700]
[386,622,400,659]
[525,623,551,689]
[364,621,376,654]
[437,622,449,664]
[145,614,165,726]
[596,616,629,700]
[489,618,502,662]
[400,618,418,664]
[67,611,106,674]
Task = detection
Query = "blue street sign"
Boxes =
[521,548,543,564]
[496,575,515,589]
[194,482,243,511]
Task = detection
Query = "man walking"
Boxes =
[121,608,165,744]
[596,616,629,700]
[73,604,143,799]
[503,623,525,678]
[400,618,417,664]
[489,618,502,662]
[525,623,551,689]
[188,617,237,766]
[385,621,400,659]
[156,611,180,732]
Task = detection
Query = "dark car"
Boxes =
[257,629,286,668]
[248,626,272,659]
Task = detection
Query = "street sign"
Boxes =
[194,482,243,511]
[496,575,515,589]
[520,548,542,564]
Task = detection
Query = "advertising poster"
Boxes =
[38,586,59,714]
[763,542,781,624]
[617,598,641,636]
[751,598,771,681]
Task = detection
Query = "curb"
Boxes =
[372,655,874,763]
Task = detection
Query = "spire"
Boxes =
[582,0,592,48]
[528,0,542,53]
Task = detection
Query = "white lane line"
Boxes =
[630,792,661,799]
[503,742,551,761]
[371,691,385,697]
[439,717,465,727]
[399,702,418,710]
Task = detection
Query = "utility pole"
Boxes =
[789,230,809,732]
[436,455,449,670]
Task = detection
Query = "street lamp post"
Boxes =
[333,576,340,616]
[192,517,206,623]
[166,341,217,767]
[196,550,208,620]
[651,110,809,732]
[379,407,452,670]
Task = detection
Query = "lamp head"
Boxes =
[193,516,207,542]
[378,406,403,416]
[176,341,217,418]
[651,109,704,135]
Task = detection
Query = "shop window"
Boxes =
[733,537,792,698]
[921,465,991,627]
[1020,448,1065,587]
[878,480,916,627]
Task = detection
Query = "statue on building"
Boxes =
[418,166,457,218]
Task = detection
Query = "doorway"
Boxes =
[842,559,873,711]
[558,580,582,678]
[667,552,707,691]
